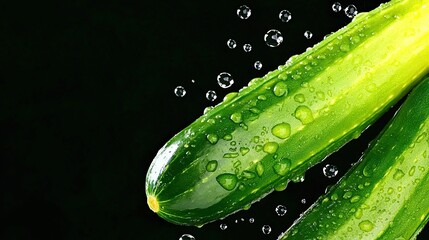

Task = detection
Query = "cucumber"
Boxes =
[146,0,429,226]
[278,76,429,240]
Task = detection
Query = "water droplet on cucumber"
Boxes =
[263,142,279,154]
[230,112,242,123]
[273,158,292,176]
[295,105,314,124]
[393,169,405,180]
[273,81,288,97]
[271,122,291,139]
[294,94,306,103]
[206,133,218,144]
[358,220,374,232]
[206,160,218,172]
[216,173,238,191]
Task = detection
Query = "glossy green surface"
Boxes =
[279,76,429,240]
[146,0,429,226]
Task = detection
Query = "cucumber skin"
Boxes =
[279,76,429,240]
[146,0,429,226]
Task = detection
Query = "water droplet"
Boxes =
[362,165,372,177]
[350,195,360,203]
[323,164,338,178]
[254,61,263,70]
[206,133,218,144]
[271,122,291,139]
[332,2,342,12]
[240,147,250,156]
[343,192,353,199]
[237,5,251,19]
[264,29,283,47]
[179,234,195,240]
[393,169,405,180]
[359,220,374,232]
[275,205,287,216]
[292,175,305,183]
[230,112,242,123]
[242,170,256,179]
[354,208,363,219]
[345,5,358,18]
[243,43,252,52]
[294,94,306,103]
[217,72,234,88]
[191,79,196,83]
[263,142,279,154]
[273,158,292,176]
[227,39,237,49]
[301,198,306,204]
[249,218,255,223]
[206,160,218,172]
[304,31,313,39]
[257,95,267,101]
[273,81,288,97]
[262,225,272,234]
[279,10,292,22]
[223,134,232,141]
[223,152,239,158]
[256,162,264,176]
[294,105,314,124]
[206,90,217,101]
[220,223,228,230]
[223,92,238,103]
[216,173,238,191]
[174,86,186,97]
[409,166,416,176]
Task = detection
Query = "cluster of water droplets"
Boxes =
[332,2,358,18]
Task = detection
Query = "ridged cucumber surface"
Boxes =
[146,0,429,226]
[279,76,429,240]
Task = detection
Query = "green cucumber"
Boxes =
[146,0,429,226]
[279,76,429,240]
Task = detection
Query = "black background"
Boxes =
[2,0,428,239]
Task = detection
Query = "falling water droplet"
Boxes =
[279,10,292,22]
[220,223,228,230]
[332,2,342,12]
[217,72,234,88]
[262,225,272,234]
[264,29,283,47]
[323,164,339,178]
[243,43,252,52]
[249,218,255,223]
[174,86,186,97]
[237,5,251,19]
[301,198,307,204]
[345,5,358,18]
[227,39,237,49]
[304,31,313,39]
[275,205,287,216]
[179,234,195,240]
[206,90,217,101]
[254,61,263,70]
